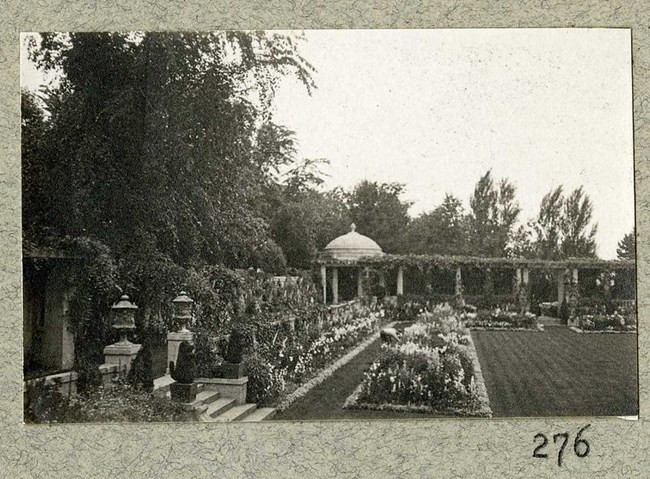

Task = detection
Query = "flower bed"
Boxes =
[461,309,542,331]
[276,321,397,412]
[245,304,390,406]
[571,312,636,333]
[345,305,491,416]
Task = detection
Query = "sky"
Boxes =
[270,29,634,259]
[21,29,634,259]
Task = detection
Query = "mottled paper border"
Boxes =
[2,2,648,477]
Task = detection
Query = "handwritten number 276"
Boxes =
[533,424,590,466]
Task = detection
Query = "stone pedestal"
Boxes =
[219,361,246,379]
[103,340,141,373]
[98,363,127,386]
[167,330,194,374]
[170,382,198,403]
[197,377,248,405]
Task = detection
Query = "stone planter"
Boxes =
[220,362,246,379]
[170,382,198,403]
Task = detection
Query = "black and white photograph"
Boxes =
[22,29,637,423]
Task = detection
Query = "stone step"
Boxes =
[190,390,221,408]
[212,403,258,422]
[240,407,276,422]
[154,375,208,399]
[207,398,237,418]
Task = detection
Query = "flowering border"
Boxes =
[467,326,544,332]
[275,321,397,412]
[342,328,492,418]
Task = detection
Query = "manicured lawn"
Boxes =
[471,327,638,417]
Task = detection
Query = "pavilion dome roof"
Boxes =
[322,224,384,261]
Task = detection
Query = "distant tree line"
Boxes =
[23,32,632,282]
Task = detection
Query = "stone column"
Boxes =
[515,268,522,290]
[396,266,404,295]
[557,269,566,304]
[455,267,463,296]
[320,265,327,304]
[379,273,386,289]
[568,268,579,315]
[515,267,530,313]
[357,267,364,298]
[332,267,339,304]
[454,266,464,308]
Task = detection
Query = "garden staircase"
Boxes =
[153,375,276,422]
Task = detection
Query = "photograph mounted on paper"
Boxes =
[21,29,637,424]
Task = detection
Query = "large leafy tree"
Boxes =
[267,144,351,268]
[253,124,350,269]
[404,194,468,255]
[346,180,412,253]
[270,188,350,268]
[24,32,314,271]
[617,229,636,260]
[467,170,521,257]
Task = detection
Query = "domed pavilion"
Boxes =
[317,224,385,304]
[323,223,383,261]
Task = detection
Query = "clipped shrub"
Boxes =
[128,340,154,392]
[170,341,195,384]
[224,328,245,363]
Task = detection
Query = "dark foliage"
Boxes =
[224,329,245,364]
[128,340,154,392]
[170,341,196,384]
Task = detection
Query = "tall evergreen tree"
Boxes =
[533,185,598,259]
[561,186,598,258]
[535,186,565,260]
[617,229,636,260]
[467,170,521,257]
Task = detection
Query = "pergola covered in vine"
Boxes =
[315,225,636,311]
